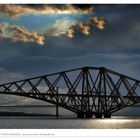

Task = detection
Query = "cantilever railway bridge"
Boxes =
[0,66,140,118]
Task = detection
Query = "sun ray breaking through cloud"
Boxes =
[0,4,106,46]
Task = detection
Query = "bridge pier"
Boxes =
[56,87,59,117]
[104,113,111,118]
[85,112,93,118]
[95,113,102,118]
[77,112,85,118]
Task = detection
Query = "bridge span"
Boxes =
[0,66,140,118]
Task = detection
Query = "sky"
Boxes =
[0,4,140,108]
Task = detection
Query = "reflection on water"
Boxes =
[91,118,134,129]
[0,116,140,129]
[0,106,140,128]
[100,119,132,123]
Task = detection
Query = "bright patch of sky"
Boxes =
[0,13,93,33]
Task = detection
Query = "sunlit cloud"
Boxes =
[44,19,76,37]
[77,21,90,35]
[66,26,74,38]
[0,23,45,45]
[0,4,93,18]
[0,5,105,46]
[90,16,105,30]
[65,16,105,38]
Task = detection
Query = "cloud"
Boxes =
[0,5,105,44]
[0,23,45,45]
[0,4,93,18]
[0,16,105,46]
[66,27,74,38]
[38,17,100,39]
[90,16,105,30]
[77,22,90,35]
[44,19,76,37]
[65,16,105,38]
[0,5,105,46]
[0,67,25,84]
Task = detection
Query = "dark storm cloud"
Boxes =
[0,5,140,83]
[1,47,140,81]
[26,4,94,11]
[72,4,94,11]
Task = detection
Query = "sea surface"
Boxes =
[0,116,140,129]
[0,106,140,129]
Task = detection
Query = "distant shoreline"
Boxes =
[0,112,56,117]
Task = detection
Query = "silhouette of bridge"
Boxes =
[0,66,140,118]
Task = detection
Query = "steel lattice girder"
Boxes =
[0,66,139,115]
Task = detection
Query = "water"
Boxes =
[0,116,139,129]
[0,106,140,129]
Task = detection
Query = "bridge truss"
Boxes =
[0,67,139,118]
